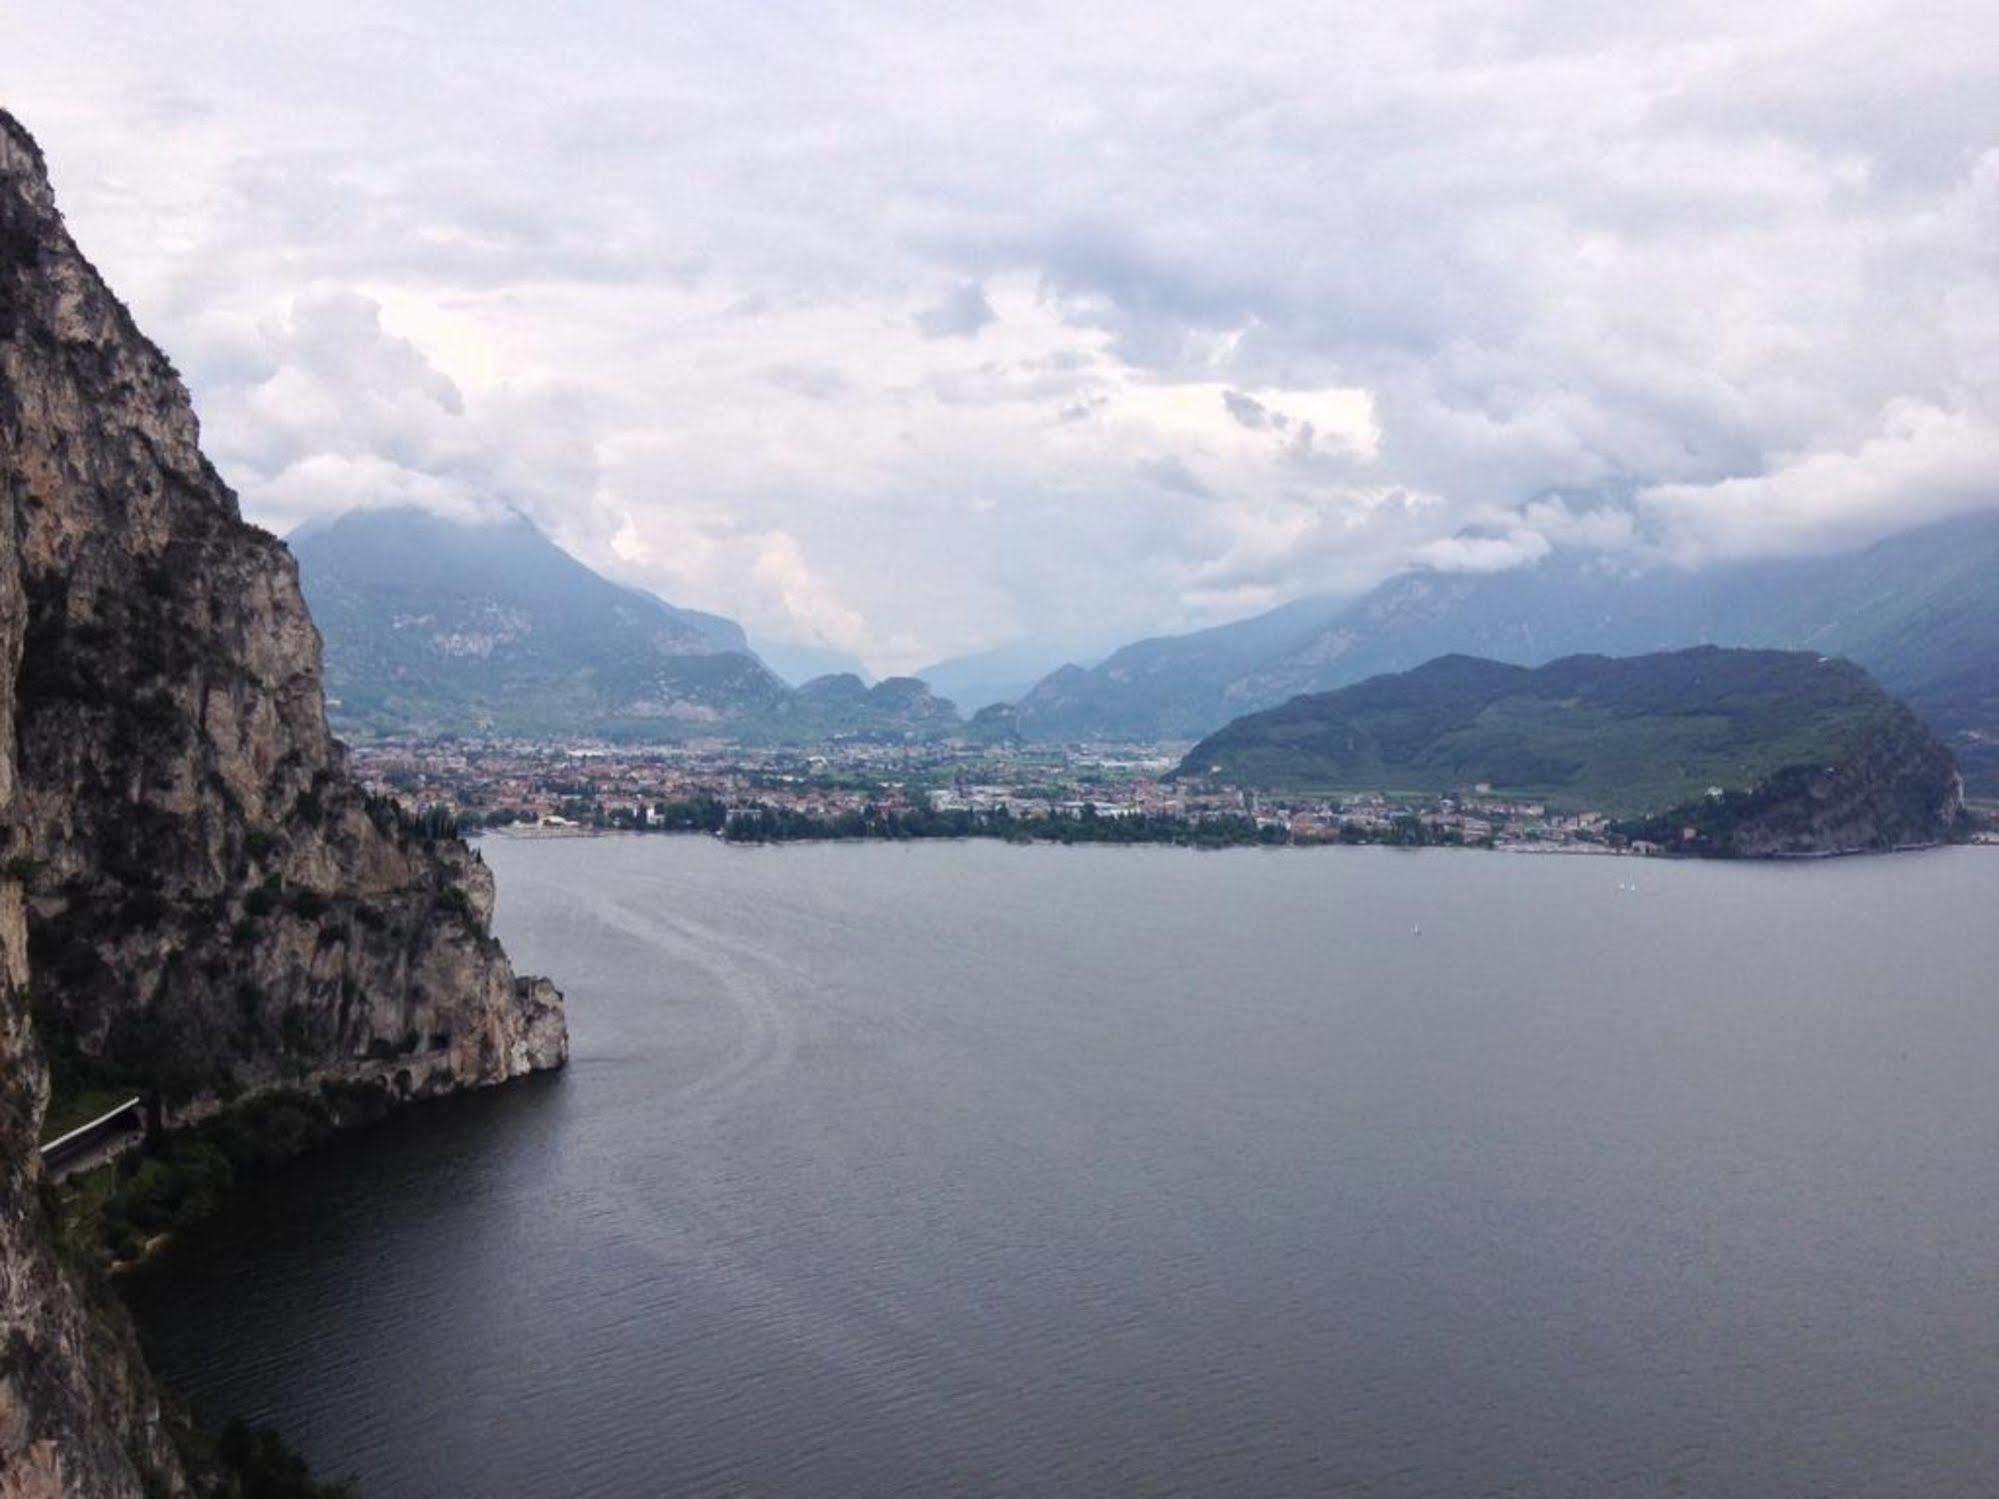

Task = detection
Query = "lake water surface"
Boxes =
[125,839,1999,1496]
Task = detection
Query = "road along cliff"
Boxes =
[0,108,567,1496]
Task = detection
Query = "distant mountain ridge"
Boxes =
[1014,511,1999,791]
[754,637,874,687]
[293,506,788,737]
[292,508,960,741]
[1180,647,1964,853]
[774,672,961,736]
[915,636,1118,715]
[1013,592,1352,740]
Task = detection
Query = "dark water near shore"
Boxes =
[125,839,1999,1496]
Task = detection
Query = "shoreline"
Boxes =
[481,824,1983,863]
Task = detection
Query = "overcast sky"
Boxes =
[10,2,1999,671]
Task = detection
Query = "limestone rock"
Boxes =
[0,107,567,1493]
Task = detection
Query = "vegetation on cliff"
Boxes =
[0,107,564,1496]
[52,1089,396,1272]
[1615,706,1970,857]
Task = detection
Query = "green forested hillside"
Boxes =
[1178,647,1952,819]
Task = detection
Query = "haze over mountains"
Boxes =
[292,508,958,742]
[1013,511,1999,791]
[913,637,1117,718]
[289,503,1999,792]
[755,639,874,689]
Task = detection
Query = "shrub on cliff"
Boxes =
[212,1420,356,1499]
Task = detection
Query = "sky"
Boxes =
[9,2,1999,674]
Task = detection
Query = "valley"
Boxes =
[6,8,1999,1493]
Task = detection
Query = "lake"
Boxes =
[124,838,1999,1496]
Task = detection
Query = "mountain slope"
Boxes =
[0,110,565,1494]
[293,506,790,738]
[1015,514,1999,789]
[294,508,970,741]
[1180,647,1963,843]
[1012,593,1354,740]
[753,637,873,687]
[764,672,962,738]
[915,636,1116,715]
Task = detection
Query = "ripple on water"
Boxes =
[124,840,1999,1497]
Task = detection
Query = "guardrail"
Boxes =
[39,1097,145,1179]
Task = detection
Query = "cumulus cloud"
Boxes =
[750,532,873,655]
[1640,398,1999,562]
[1412,529,1556,575]
[191,285,599,538]
[9,0,1998,670]
[1222,390,1276,431]
[1135,455,1214,499]
[202,287,486,528]
[914,282,997,339]
[764,362,851,401]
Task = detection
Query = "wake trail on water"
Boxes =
[502,865,1014,1473]
[588,889,804,1124]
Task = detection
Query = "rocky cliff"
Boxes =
[0,109,566,1495]
[1620,703,1966,857]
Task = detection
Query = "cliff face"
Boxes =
[0,110,566,1495]
[1627,703,1966,858]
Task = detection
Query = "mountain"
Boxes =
[677,607,753,653]
[0,110,564,1493]
[293,505,792,738]
[1014,514,1999,790]
[769,672,962,737]
[754,637,874,687]
[293,508,971,742]
[1012,592,1353,740]
[915,636,1116,715]
[1180,648,1963,851]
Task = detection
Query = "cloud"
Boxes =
[750,531,872,654]
[764,362,850,400]
[8,0,1998,670]
[1222,390,1276,431]
[1412,529,1555,574]
[1639,398,1999,562]
[1135,455,1214,498]
[914,281,996,339]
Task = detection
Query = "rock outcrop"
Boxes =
[1622,703,1967,857]
[0,109,566,1495]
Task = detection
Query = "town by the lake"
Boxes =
[350,738,1999,854]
